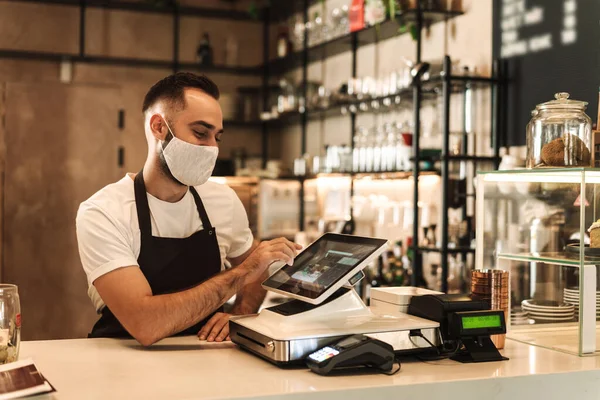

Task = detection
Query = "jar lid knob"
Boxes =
[555,92,570,100]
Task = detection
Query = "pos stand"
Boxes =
[451,336,509,363]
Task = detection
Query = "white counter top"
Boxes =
[21,337,600,400]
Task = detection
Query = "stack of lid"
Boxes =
[471,269,509,349]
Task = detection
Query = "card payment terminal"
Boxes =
[306,335,397,375]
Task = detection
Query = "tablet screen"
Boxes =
[263,234,385,300]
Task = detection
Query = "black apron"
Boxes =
[89,171,223,338]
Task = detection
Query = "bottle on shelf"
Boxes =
[313,12,327,45]
[357,127,369,172]
[291,14,305,51]
[394,121,413,171]
[381,245,395,286]
[373,126,385,172]
[276,23,292,58]
[400,236,414,283]
[365,128,375,172]
[400,121,414,171]
[349,0,365,32]
[352,130,361,172]
[340,4,351,35]
[383,123,397,172]
[196,33,214,66]
[364,0,386,27]
[340,145,353,172]
[391,240,407,286]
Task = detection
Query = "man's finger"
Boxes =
[207,315,230,342]
[275,244,296,265]
[214,323,230,342]
[280,238,301,254]
[198,313,220,340]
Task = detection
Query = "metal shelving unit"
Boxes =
[264,1,506,293]
[2,0,506,293]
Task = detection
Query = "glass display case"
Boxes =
[476,168,600,356]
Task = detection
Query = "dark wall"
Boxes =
[493,0,600,146]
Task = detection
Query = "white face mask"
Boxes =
[160,118,219,187]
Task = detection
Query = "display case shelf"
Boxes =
[479,167,600,183]
[496,252,599,267]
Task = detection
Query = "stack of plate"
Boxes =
[521,299,575,323]
[510,308,531,325]
[563,287,600,320]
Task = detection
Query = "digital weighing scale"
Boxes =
[230,233,442,365]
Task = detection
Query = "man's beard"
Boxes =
[158,144,186,187]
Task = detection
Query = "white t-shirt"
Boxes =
[76,174,254,312]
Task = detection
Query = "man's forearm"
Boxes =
[135,267,248,345]
[231,280,267,315]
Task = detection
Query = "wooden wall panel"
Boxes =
[3,83,122,340]
[0,2,78,53]
[119,84,152,174]
[85,9,173,61]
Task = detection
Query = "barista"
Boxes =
[76,73,300,346]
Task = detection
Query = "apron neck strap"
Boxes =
[189,186,213,231]
[134,170,215,237]
[134,170,153,240]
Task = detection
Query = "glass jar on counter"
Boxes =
[0,285,20,364]
[526,92,592,168]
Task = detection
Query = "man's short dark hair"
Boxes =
[142,72,220,113]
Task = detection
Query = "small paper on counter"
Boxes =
[0,358,55,399]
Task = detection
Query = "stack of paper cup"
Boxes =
[471,269,509,349]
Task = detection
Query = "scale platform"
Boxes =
[230,288,441,365]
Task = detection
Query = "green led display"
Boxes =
[461,314,502,330]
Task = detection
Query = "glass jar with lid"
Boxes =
[526,92,592,168]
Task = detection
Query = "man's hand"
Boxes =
[238,238,302,285]
[198,312,232,342]
[196,238,302,342]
